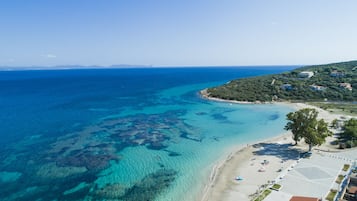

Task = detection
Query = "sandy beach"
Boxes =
[199,89,355,201]
[200,133,300,201]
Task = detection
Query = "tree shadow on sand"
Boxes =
[252,143,301,161]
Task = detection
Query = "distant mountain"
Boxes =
[0,64,152,71]
[206,60,357,102]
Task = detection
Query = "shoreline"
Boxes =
[199,89,268,105]
[199,88,353,121]
[199,133,293,201]
[198,133,296,201]
[198,89,355,201]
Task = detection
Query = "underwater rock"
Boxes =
[195,112,208,115]
[268,113,279,120]
[119,169,177,201]
[147,142,168,150]
[163,149,181,157]
[211,113,228,121]
[63,182,89,195]
[62,185,92,200]
[36,163,87,179]
[91,183,126,199]
[56,153,118,171]
[180,132,202,142]
[212,136,220,141]
[0,171,22,183]
[158,163,165,168]
[1,185,50,201]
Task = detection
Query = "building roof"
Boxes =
[289,196,319,201]
[349,186,357,194]
[298,71,314,78]
[330,71,345,77]
[310,85,326,91]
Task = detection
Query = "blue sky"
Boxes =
[0,0,356,67]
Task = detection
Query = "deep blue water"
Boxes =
[0,67,295,145]
[0,66,297,201]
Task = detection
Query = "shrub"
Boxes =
[342,164,350,171]
[254,189,271,201]
[336,175,344,184]
[326,189,337,201]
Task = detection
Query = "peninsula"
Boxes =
[205,61,357,104]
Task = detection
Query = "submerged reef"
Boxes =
[0,109,197,200]
[116,169,177,201]
[90,169,177,201]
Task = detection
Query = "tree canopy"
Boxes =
[341,118,357,141]
[285,108,332,151]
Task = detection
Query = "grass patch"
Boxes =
[342,164,350,171]
[326,189,337,201]
[336,175,344,184]
[309,102,357,116]
[254,189,272,201]
[271,184,282,191]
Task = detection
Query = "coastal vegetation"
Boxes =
[326,189,338,201]
[341,118,357,143]
[343,164,350,171]
[336,175,344,184]
[309,102,357,115]
[336,118,357,148]
[206,61,357,103]
[253,189,271,201]
[270,184,282,191]
[285,108,332,151]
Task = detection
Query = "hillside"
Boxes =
[206,61,357,102]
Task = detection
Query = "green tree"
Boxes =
[285,108,332,151]
[341,118,357,146]
[305,119,332,151]
[285,108,318,145]
[331,119,339,129]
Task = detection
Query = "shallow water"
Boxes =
[0,67,296,201]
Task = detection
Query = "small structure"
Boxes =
[281,84,293,91]
[330,70,345,77]
[339,83,353,91]
[289,196,320,201]
[344,173,357,200]
[259,166,266,172]
[310,85,326,91]
[298,71,314,78]
[348,186,357,195]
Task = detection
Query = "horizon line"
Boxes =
[0,64,303,71]
[1,59,356,69]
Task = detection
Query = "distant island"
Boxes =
[204,60,357,102]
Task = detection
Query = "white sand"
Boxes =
[200,134,300,201]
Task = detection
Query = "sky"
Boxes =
[0,0,357,67]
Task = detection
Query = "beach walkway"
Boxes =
[265,149,356,201]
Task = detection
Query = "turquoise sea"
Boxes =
[0,67,296,201]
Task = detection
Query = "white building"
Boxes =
[339,83,352,91]
[280,84,293,90]
[298,71,314,78]
[330,70,344,77]
[310,85,326,91]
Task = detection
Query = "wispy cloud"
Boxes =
[42,54,57,58]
